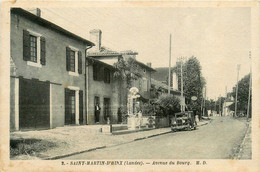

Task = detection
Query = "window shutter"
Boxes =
[65,88,70,125]
[23,30,30,61]
[78,51,82,74]
[66,47,71,71]
[40,37,46,65]
[99,66,104,81]
[79,90,83,125]
[93,63,98,80]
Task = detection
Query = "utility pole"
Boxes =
[247,51,252,120]
[224,86,227,116]
[234,64,241,117]
[214,97,217,114]
[202,86,206,116]
[181,58,184,112]
[168,34,172,95]
[219,95,221,116]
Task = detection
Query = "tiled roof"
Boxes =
[87,48,138,57]
[88,48,155,72]
[11,8,94,46]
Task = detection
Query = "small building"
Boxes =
[10,8,94,131]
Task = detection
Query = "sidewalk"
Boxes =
[10,119,211,160]
[236,120,252,159]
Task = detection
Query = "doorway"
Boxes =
[104,98,111,122]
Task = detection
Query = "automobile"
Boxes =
[171,111,197,132]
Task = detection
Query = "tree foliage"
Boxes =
[155,95,181,116]
[173,56,206,112]
[113,57,139,89]
[230,74,251,114]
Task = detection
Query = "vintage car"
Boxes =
[171,111,197,132]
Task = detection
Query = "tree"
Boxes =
[155,94,181,117]
[230,74,251,117]
[113,57,139,112]
[173,56,206,119]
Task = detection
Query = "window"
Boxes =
[93,63,98,81]
[93,63,104,81]
[23,29,46,67]
[66,46,82,76]
[142,78,148,92]
[104,68,110,83]
[70,50,75,72]
[30,35,37,62]
[69,90,76,116]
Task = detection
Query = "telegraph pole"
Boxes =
[247,51,252,119]
[180,59,184,112]
[202,86,206,116]
[168,34,172,95]
[214,97,217,114]
[224,86,227,116]
[219,95,221,116]
[234,64,241,117]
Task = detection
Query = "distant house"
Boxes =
[10,8,94,131]
[151,67,185,109]
[150,78,182,98]
[222,93,235,116]
[152,67,178,90]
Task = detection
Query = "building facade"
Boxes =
[10,8,94,131]
[87,30,155,122]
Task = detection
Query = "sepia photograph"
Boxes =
[1,1,260,172]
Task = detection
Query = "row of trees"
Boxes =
[230,74,252,117]
[173,56,206,118]
[199,74,251,117]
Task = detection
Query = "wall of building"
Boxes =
[86,63,120,124]
[51,83,65,128]
[10,77,16,131]
[10,13,88,130]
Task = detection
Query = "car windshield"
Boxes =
[175,114,187,118]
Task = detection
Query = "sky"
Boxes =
[39,7,251,99]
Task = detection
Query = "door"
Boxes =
[94,96,100,123]
[19,78,50,130]
[65,89,76,125]
[104,98,110,122]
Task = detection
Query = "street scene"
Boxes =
[9,7,252,161]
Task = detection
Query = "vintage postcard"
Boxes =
[1,1,260,171]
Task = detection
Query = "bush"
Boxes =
[155,95,181,116]
[10,138,57,157]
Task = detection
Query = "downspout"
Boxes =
[85,45,93,125]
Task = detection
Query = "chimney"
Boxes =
[90,29,102,51]
[147,62,151,67]
[29,8,41,17]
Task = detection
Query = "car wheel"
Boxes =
[187,124,192,131]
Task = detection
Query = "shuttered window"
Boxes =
[104,68,111,83]
[23,30,46,66]
[93,63,99,81]
[66,46,82,75]
[93,63,106,82]
[70,50,75,72]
